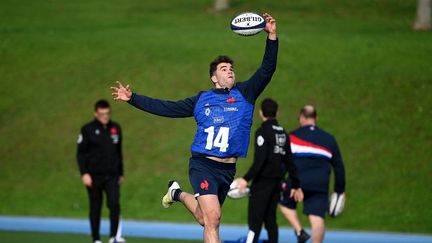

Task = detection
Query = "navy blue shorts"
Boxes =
[280,183,328,219]
[189,157,236,205]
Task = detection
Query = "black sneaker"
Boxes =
[295,229,311,243]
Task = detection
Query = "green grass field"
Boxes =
[0,0,431,234]
[0,231,198,243]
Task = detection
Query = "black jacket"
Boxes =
[243,119,300,188]
[76,119,123,176]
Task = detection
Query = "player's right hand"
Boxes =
[111,81,132,101]
[234,177,248,193]
[290,188,304,202]
[82,173,93,187]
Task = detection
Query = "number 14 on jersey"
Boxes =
[204,126,230,152]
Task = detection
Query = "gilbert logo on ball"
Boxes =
[231,12,266,36]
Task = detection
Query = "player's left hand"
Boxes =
[290,188,304,202]
[234,177,248,193]
[263,13,276,39]
[119,176,125,185]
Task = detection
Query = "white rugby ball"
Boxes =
[231,12,266,36]
[329,192,346,217]
[227,180,250,199]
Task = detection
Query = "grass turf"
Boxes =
[0,0,431,234]
[0,231,198,243]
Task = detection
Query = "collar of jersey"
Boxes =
[212,87,232,94]
[263,118,278,126]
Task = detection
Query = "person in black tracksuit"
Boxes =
[76,100,125,243]
[234,98,303,243]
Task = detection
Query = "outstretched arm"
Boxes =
[236,13,278,103]
[111,81,198,118]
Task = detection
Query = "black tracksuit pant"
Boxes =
[86,175,120,241]
[248,177,280,243]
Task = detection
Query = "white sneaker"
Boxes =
[162,180,180,208]
[108,237,126,243]
[94,241,102,243]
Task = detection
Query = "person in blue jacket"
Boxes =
[279,105,346,243]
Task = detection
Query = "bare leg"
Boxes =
[308,215,325,243]
[179,192,204,226]
[197,195,221,243]
[279,205,303,234]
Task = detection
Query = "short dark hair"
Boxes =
[300,105,317,119]
[94,99,110,111]
[261,98,278,118]
[209,55,234,78]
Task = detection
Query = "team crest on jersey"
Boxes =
[95,129,100,135]
[110,127,118,134]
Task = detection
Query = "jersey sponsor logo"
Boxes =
[226,96,235,103]
[111,134,119,144]
[274,133,286,155]
[223,107,238,112]
[77,134,83,144]
[213,116,224,123]
[272,125,284,131]
[257,135,264,146]
[290,134,333,159]
[200,180,209,190]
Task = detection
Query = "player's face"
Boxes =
[212,63,235,89]
[95,108,111,126]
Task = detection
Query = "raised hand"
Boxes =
[263,13,277,40]
[111,81,132,102]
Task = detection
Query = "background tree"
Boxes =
[414,0,431,30]
[214,0,229,11]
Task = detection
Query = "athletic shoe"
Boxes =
[162,180,180,208]
[108,237,126,243]
[93,241,102,243]
[295,229,311,243]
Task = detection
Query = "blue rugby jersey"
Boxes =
[288,125,346,193]
[191,87,253,157]
[127,38,278,158]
